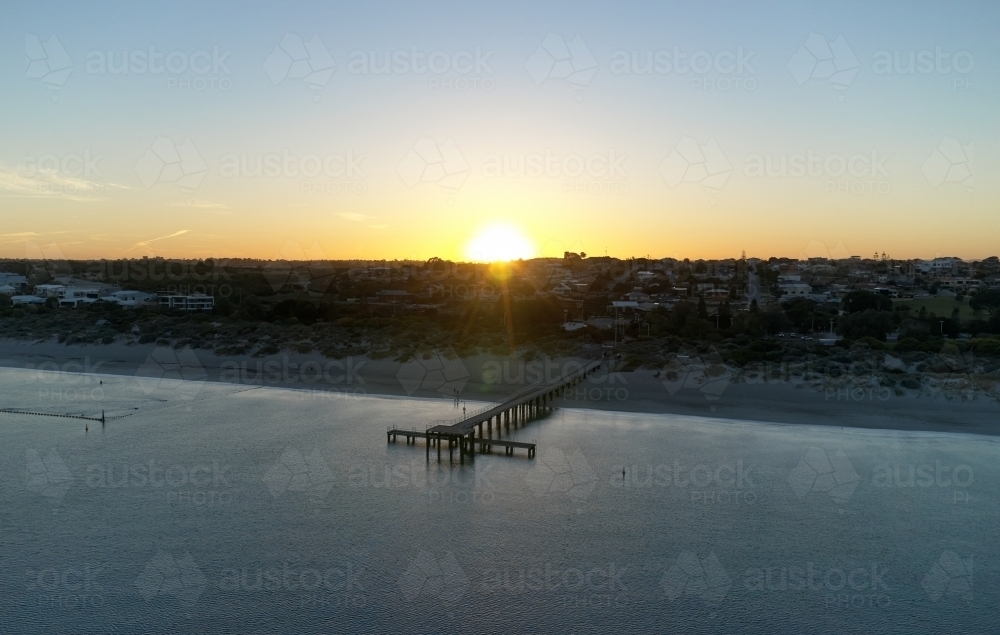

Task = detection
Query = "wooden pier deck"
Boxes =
[387,359,602,462]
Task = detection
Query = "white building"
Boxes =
[157,293,215,312]
[59,288,103,307]
[11,295,46,306]
[0,273,28,292]
[780,282,813,297]
[35,284,67,298]
[108,290,156,307]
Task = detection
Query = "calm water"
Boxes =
[1,367,997,634]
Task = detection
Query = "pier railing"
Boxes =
[423,359,602,432]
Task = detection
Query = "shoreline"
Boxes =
[1,338,998,438]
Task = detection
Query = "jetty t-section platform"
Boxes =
[387,359,602,463]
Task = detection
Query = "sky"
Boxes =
[1,0,997,263]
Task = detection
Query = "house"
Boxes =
[376,290,413,303]
[551,282,573,296]
[0,274,28,293]
[779,282,812,297]
[626,288,649,302]
[0,284,15,295]
[915,257,962,275]
[157,293,215,312]
[35,284,66,298]
[938,278,981,292]
[108,290,155,307]
[873,287,899,298]
[11,295,46,306]
[59,288,102,307]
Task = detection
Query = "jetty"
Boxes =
[387,359,603,463]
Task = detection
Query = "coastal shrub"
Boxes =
[838,309,895,341]
[970,338,1000,357]
[853,336,886,350]
[899,319,932,341]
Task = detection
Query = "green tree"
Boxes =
[842,290,892,313]
[838,310,895,340]
[969,289,1000,315]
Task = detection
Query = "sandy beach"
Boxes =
[1,337,998,437]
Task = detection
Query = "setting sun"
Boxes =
[464,223,536,262]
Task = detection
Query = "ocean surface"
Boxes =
[1,366,997,634]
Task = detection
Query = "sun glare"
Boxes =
[464,223,536,262]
